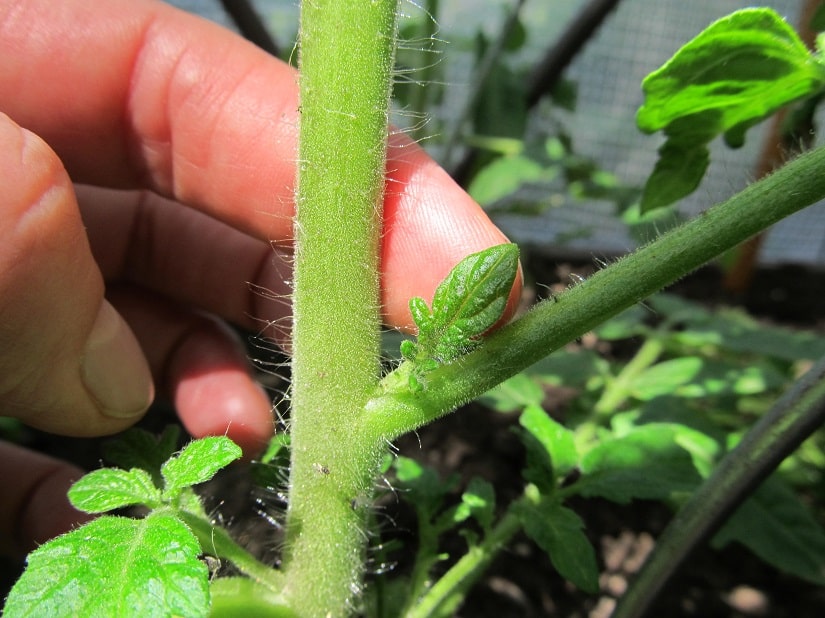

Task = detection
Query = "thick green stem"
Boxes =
[285,1,399,615]
[365,143,825,441]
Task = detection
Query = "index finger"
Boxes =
[0,0,517,327]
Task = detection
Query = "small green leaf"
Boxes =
[519,404,578,478]
[713,476,825,585]
[633,399,724,473]
[640,141,710,212]
[393,455,425,484]
[409,296,433,332]
[399,338,418,361]
[520,501,599,593]
[4,512,208,618]
[453,478,496,532]
[629,356,704,400]
[468,155,545,206]
[520,428,556,495]
[68,468,162,513]
[252,434,291,490]
[430,244,518,336]
[393,456,457,521]
[633,394,705,424]
[161,436,243,496]
[410,244,519,366]
[261,432,291,465]
[574,424,703,503]
[630,357,786,400]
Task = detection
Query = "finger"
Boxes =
[0,0,520,329]
[75,185,293,345]
[382,133,520,328]
[0,442,90,558]
[166,320,274,457]
[78,185,284,451]
[0,113,153,435]
[106,285,275,455]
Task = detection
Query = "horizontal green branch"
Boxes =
[364,143,825,441]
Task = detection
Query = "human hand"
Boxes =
[0,0,519,556]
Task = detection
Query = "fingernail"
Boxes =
[81,301,154,418]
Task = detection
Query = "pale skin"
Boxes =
[0,0,519,557]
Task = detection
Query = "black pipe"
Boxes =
[219,0,279,57]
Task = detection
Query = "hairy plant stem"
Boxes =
[366,143,825,441]
[284,1,399,615]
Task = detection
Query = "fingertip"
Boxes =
[177,374,274,458]
[382,135,519,329]
[507,255,525,320]
[168,321,274,456]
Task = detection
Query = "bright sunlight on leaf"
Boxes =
[68,467,162,513]
[4,512,208,618]
[637,8,825,211]
[161,435,243,497]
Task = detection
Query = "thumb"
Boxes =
[0,113,153,435]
